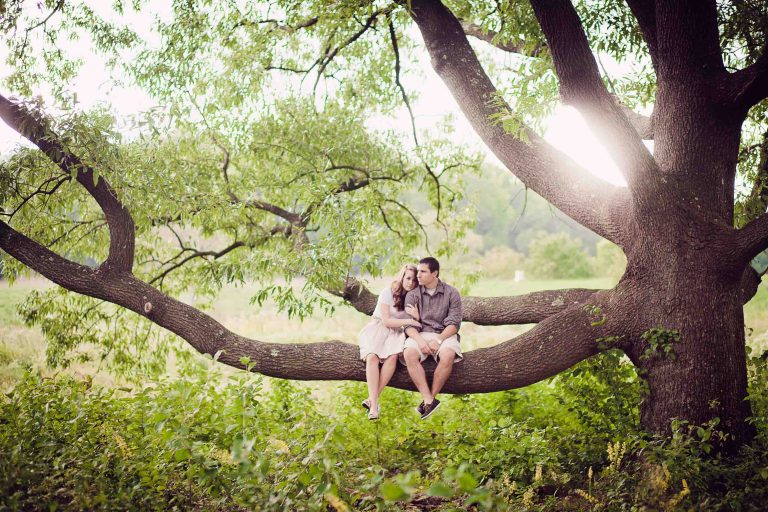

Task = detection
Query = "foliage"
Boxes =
[523,231,595,279]
[1,349,767,510]
[640,328,681,362]
[466,164,601,255]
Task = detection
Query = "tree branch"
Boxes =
[338,277,601,325]
[0,94,135,272]
[1,174,69,220]
[735,212,768,263]
[240,198,304,226]
[459,19,543,57]
[624,0,658,70]
[459,13,653,140]
[407,0,628,244]
[312,7,393,94]
[387,18,444,219]
[257,16,319,32]
[528,0,658,191]
[148,241,247,285]
[459,13,653,139]
[0,217,613,392]
[728,49,768,112]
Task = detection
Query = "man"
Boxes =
[401,256,463,419]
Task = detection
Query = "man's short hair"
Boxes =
[419,257,440,276]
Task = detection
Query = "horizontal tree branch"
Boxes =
[338,277,601,325]
[258,16,319,32]
[240,198,304,226]
[148,241,247,285]
[0,91,616,394]
[1,173,70,220]
[616,97,654,140]
[735,212,768,262]
[729,49,768,112]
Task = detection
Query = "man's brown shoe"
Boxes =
[420,399,441,420]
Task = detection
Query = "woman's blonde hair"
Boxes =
[390,263,417,311]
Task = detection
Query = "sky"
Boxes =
[0,4,632,188]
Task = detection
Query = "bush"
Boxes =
[593,239,627,280]
[1,351,767,510]
[523,231,594,279]
[477,246,524,278]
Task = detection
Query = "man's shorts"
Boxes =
[400,332,463,364]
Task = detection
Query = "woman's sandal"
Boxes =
[361,399,371,411]
[368,405,380,420]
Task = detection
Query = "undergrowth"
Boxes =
[1,349,767,511]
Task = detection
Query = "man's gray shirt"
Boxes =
[404,280,462,335]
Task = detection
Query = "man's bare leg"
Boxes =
[430,348,456,398]
[403,347,433,403]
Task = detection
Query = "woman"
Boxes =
[358,264,421,420]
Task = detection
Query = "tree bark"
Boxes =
[339,277,601,325]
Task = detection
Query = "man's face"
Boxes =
[417,263,438,287]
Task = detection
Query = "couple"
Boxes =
[358,257,463,420]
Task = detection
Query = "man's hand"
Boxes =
[428,339,440,354]
[416,337,433,356]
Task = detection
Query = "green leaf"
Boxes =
[174,448,190,461]
[457,472,478,492]
[380,482,409,501]
[427,482,453,497]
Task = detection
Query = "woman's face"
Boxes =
[402,269,417,291]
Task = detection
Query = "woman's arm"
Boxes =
[380,306,420,329]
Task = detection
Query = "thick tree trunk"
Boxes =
[627,278,753,444]
[622,194,755,443]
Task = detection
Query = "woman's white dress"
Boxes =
[358,287,411,360]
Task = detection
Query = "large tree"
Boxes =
[1,0,767,445]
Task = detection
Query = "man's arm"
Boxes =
[441,287,463,339]
[426,288,462,352]
[437,324,458,342]
[404,290,432,354]
[404,289,419,310]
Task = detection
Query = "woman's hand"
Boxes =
[405,304,419,321]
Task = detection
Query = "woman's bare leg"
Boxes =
[365,354,381,409]
[377,355,398,397]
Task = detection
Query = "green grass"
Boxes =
[0,280,47,327]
